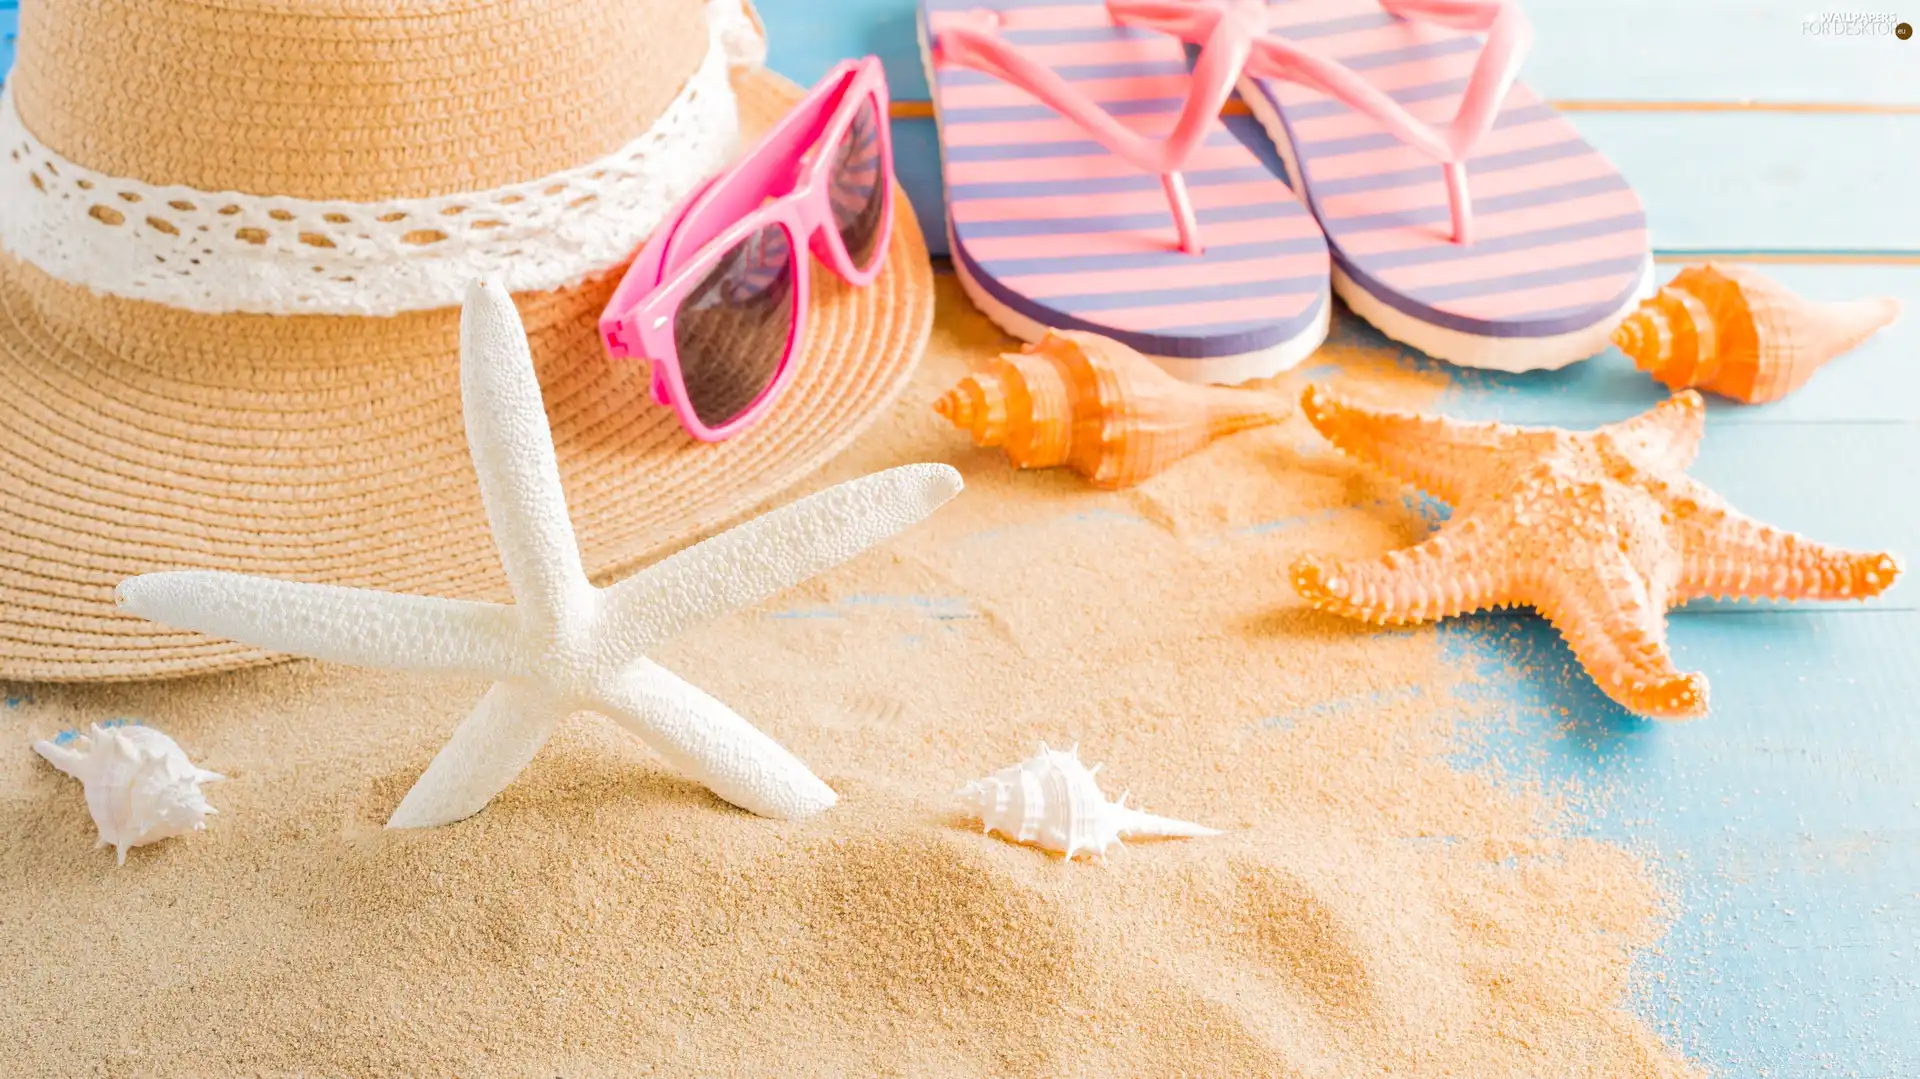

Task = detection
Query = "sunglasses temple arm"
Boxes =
[600,316,674,404]
[600,250,671,361]
[754,72,854,181]
[658,69,855,274]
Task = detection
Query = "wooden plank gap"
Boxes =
[1555,100,1920,115]
[1655,252,1920,266]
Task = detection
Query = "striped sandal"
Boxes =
[1207,0,1653,371]
[921,0,1332,384]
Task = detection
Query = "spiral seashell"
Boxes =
[957,743,1219,861]
[32,721,222,865]
[934,330,1294,489]
[1611,263,1901,404]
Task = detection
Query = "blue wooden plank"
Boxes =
[761,0,929,99]
[766,0,1920,107]
[1574,113,1920,253]
[1429,264,1920,426]
[890,118,947,256]
[1,1,17,82]
[1522,0,1920,104]
[1685,424,1917,566]
[1445,607,1920,1077]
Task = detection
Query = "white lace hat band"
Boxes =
[0,0,760,317]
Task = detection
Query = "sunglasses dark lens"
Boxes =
[672,223,796,429]
[828,95,886,272]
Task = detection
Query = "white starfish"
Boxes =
[117,279,963,829]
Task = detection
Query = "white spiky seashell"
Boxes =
[957,743,1220,860]
[31,722,223,865]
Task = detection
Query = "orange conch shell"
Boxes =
[933,330,1294,489]
[1612,263,1901,404]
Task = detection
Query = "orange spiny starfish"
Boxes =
[1291,386,1902,719]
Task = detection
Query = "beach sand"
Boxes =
[0,279,1696,1077]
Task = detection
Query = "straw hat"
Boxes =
[0,0,935,682]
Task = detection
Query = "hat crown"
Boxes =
[8,0,712,200]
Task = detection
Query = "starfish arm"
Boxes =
[1290,508,1512,626]
[460,279,591,627]
[1677,503,1904,602]
[115,571,520,677]
[1301,385,1552,504]
[386,681,568,828]
[1598,390,1706,472]
[597,464,964,658]
[1532,556,1709,719]
[588,659,836,821]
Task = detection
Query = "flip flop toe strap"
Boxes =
[930,2,1265,253]
[1244,0,1533,244]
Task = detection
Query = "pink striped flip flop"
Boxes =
[921,0,1332,384]
[1143,0,1651,371]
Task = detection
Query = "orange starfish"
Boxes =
[1291,386,1902,719]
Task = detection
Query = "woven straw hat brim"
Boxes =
[0,67,936,683]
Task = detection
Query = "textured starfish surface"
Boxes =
[1292,385,1902,719]
[118,279,963,828]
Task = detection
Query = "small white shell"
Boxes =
[957,743,1219,860]
[32,722,222,865]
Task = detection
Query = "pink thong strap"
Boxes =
[1122,0,1533,245]
[930,0,1273,254]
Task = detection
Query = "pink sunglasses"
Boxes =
[599,57,896,442]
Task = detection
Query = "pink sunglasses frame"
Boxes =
[599,56,897,442]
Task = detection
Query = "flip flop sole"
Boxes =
[1242,0,1653,371]
[922,0,1332,384]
